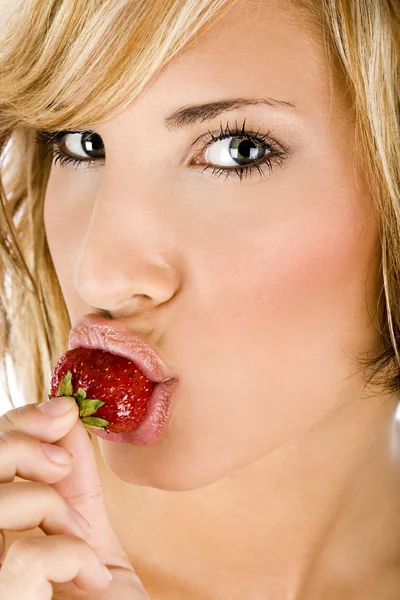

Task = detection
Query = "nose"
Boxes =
[73,173,180,314]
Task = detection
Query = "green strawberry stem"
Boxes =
[56,371,110,438]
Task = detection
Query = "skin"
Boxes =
[41,0,400,597]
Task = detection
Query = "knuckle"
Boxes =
[7,538,41,573]
[0,430,35,459]
[0,404,40,435]
[0,430,25,453]
[11,536,38,553]
[0,410,16,433]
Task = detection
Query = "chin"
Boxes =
[96,437,253,492]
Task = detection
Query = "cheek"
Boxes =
[192,186,379,434]
[258,206,372,314]
[222,194,379,358]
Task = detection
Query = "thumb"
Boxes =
[51,412,132,569]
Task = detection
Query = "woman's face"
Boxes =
[44,0,382,491]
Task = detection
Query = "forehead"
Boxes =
[168,0,329,113]
[102,0,346,135]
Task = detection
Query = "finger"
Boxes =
[0,430,74,485]
[0,398,131,570]
[0,481,92,542]
[51,416,131,567]
[0,534,112,599]
[0,397,79,444]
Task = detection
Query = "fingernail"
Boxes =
[71,508,92,533]
[41,443,72,465]
[38,396,76,416]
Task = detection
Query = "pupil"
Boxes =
[230,138,262,165]
[238,140,254,159]
[81,132,104,157]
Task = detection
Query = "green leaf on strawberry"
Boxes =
[55,371,110,438]
[76,398,106,417]
[81,416,110,429]
[57,370,73,397]
[70,384,106,417]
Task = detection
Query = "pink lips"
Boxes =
[66,314,179,445]
[68,314,178,384]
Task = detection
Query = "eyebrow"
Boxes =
[164,97,296,131]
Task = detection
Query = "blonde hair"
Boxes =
[0,0,399,409]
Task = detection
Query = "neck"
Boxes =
[98,391,400,600]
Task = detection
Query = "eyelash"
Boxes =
[34,118,290,182]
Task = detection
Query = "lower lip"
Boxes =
[89,378,179,445]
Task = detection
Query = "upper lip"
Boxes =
[68,314,178,384]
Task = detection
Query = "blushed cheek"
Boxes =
[220,187,380,377]
[267,203,376,311]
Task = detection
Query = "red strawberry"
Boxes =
[49,347,156,437]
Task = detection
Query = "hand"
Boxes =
[0,396,150,599]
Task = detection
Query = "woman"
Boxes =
[0,0,399,597]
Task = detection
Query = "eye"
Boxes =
[189,119,289,181]
[62,131,104,160]
[198,136,267,168]
[35,129,105,169]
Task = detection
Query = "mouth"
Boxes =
[68,313,180,444]
[68,313,179,384]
